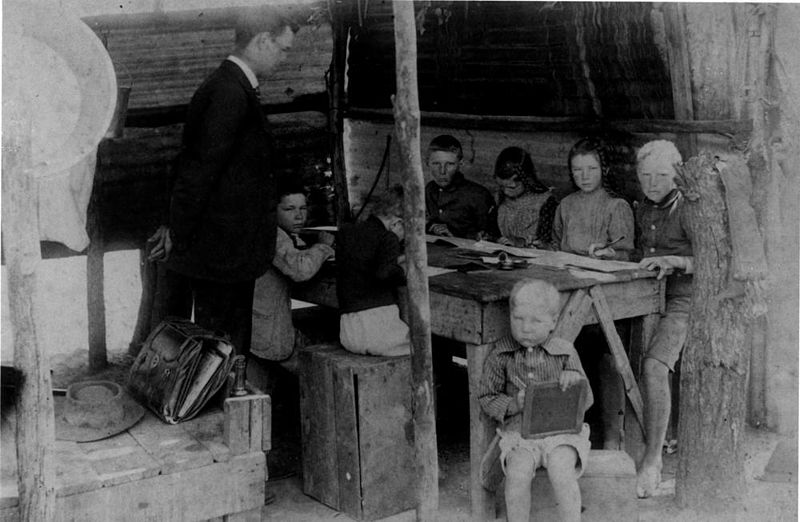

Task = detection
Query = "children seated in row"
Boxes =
[633,140,694,498]
[251,180,334,373]
[336,185,411,357]
[479,278,592,522]
[494,146,559,249]
[425,134,498,240]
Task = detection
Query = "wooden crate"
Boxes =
[298,345,416,521]
[520,449,637,521]
[1,393,270,522]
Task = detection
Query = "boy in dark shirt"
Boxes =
[336,185,410,356]
[633,140,694,498]
[425,134,497,240]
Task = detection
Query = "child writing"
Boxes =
[336,185,411,357]
[494,146,559,249]
[633,140,693,498]
[479,279,592,522]
[250,180,335,372]
[552,137,634,449]
[552,137,635,259]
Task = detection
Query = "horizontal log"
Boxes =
[346,108,752,136]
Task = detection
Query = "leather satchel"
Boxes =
[127,318,235,424]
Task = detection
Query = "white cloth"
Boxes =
[37,152,96,251]
[339,304,411,357]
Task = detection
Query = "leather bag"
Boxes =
[127,318,235,424]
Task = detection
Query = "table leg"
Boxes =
[589,287,646,427]
[467,342,495,522]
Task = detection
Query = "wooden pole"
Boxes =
[328,0,352,224]
[2,81,57,521]
[391,1,438,519]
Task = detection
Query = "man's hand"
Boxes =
[147,226,173,262]
[638,255,686,280]
[559,370,583,391]
[429,223,453,237]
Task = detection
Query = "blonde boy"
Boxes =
[478,279,593,522]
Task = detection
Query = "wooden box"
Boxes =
[519,449,637,522]
[1,392,270,522]
[298,345,416,521]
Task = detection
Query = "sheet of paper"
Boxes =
[425,266,456,277]
[302,226,338,232]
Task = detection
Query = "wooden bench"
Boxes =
[1,393,270,521]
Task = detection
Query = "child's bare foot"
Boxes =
[636,462,662,498]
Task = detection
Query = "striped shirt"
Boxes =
[478,336,593,427]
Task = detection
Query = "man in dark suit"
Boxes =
[148,7,297,358]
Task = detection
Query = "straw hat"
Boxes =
[3,0,118,179]
[55,381,145,443]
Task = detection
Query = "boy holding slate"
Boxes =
[478,279,593,522]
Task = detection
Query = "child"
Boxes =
[552,137,634,449]
[633,140,693,498]
[494,146,559,248]
[479,279,592,522]
[250,180,335,371]
[552,137,635,259]
[336,185,411,356]
[425,134,497,240]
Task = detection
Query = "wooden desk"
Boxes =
[294,245,664,520]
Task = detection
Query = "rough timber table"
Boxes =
[1,392,270,521]
[293,244,665,521]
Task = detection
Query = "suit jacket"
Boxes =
[167,60,277,282]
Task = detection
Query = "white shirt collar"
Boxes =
[226,55,259,89]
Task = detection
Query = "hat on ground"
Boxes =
[55,381,145,443]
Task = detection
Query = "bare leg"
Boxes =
[637,356,670,498]
[504,449,536,522]
[547,446,581,522]
[599,354,624,449]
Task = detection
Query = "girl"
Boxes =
[494,146,559,249]
[552,137,635,449]
[552,137,635,259]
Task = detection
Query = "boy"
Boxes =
[479,279,593,522]
[336,185,411,356]
[425,134,497,240]
[633,140,694,498]
[251,180,334,372]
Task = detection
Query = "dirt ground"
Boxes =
[2,250,797,521]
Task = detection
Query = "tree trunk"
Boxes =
[391,1,438,519]
[327,0,352,225]
[675,153,752,509]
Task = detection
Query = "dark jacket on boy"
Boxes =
[336,215,406,314]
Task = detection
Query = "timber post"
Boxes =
[327,0,352,225]
[2,80,57,521]
[391,1,439,519]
